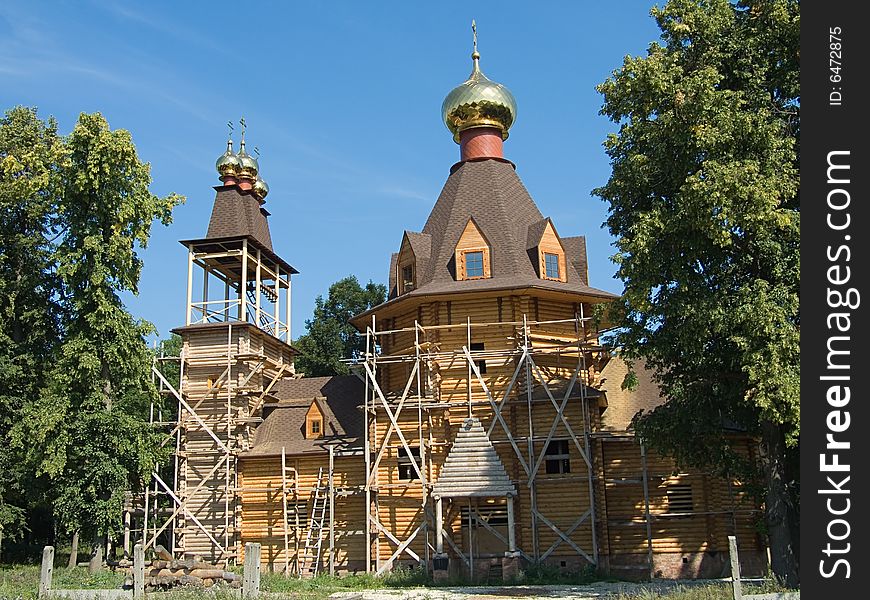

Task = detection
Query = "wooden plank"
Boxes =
[329,445,335,576]
[132,544,144,599]
[243,542,261,599]
[39,546,53,599]
[729,535,742,600]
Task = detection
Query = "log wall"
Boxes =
[177,323,295,562]
[238,455,366,573]
[178,294,764,577]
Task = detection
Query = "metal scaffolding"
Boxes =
[134,237,295,565]
[359,312,606,575]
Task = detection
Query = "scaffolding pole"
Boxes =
[361,312,604,575]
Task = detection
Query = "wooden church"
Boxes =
[145,28,768,582]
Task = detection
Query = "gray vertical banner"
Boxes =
[801,0,868,595]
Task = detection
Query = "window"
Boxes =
[308,418,322,438]
[460,506,508,526]
[464,251,485,278]
[544,252,560,279]
[665,484,693,514]
[545,440,571,474]
[397,447,420,480]
[470,342,487,375]
[402,264,414,293]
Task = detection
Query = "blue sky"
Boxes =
[1,1,662,341]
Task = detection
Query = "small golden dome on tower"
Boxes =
[237,139,259,180]
[442,21,517,143]
[253,175,269,200]
[216,139,241,178]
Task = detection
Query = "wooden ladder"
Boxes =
[300,467,329,577]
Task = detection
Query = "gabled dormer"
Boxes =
[305,398,325,439]
[455,217,492,280]
[395,231,431,296]
[527,217,567,283]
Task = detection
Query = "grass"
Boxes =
[259,566,431,596]
[513,562,599,585]
[608,580,794,599]
[0,562,795,600]
[0,564,126,599]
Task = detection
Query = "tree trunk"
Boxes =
[760,421,799,587]
[88,537,103,574]
[67,530,79,568]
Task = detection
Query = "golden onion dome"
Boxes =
[441,25,517,143]
[253,175,269,200]
[237,140,259,180]
[215,139,241,178]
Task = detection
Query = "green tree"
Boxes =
[154,333,182,391]
[594,0,799,585]
[12,112,183,563]
[0,107,64,555]
[294,276,386,376]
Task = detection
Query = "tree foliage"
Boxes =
[155,333,182,391]
[294,276,386,376]
[594,0,799,584]
[1,107,182,549]
[0,107,64,546]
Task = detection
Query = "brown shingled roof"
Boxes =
[243,375,365,456]
[388,252,399,298]
[525,217,552,250]
[372,159,617,309]
[562,236,589,286]
[205,185,274,251]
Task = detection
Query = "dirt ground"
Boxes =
[328,580,726,600]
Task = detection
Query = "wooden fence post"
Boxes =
[243,542,261,599]
[133,543,145,599]
[39,545,54,598]
[728,535,743,600]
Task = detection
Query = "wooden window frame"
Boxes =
[470,341,487,374]
[401,263,415,294]
[543,252,561,280]
[307,416,322,439]
[540,249,566,282]
[458,247,490,281]
[544,439,571,474]
[397,446,420,480]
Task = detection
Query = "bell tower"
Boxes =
[169,120,299,562]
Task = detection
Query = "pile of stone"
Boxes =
[120,546,241,591]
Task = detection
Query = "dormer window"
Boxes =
[455,218,492,281]
[402,264,414,293]
[464,251,484,278]
[544,252,560,279]
[396,231,429,296]
[305,399,325,439]
[528,219,567,283]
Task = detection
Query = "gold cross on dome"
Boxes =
[472,20,478,54]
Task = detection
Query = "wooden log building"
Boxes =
[138,30,768,582]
